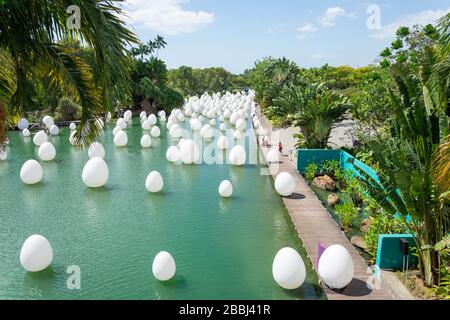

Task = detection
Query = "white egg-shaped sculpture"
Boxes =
[20,160,43,185]
[18,118,29,130]
[267,149,279,163]
[217,136,229,150]
[69,131,79,146]
[318,245,354,289]
[88,142,105,159]
[191,118,202,131]
[219,123,227,131]
[49,124,59,136]
[112,126,122,136]
[107,111,112,121]
[38,142,56,161]
[209,119,216,126]
[20,235,53,272]
[200,124,213,140]
[33,130,48,146]
[169,124,182,139]
[140,111,147,119]
[229,145,246,166]
[152,251,176,281]
[142,119,151,131]
[145,171,164,193]
[166,146,180,163]
[235,118,246,131]
[219,180,233,198]
[234,130,243,140]
[177,114,186,122]
[82,157,109,188]
[22,128,31,137]
[230,112,239,125]
[69,122,76,130]
[114,130,128,147]
[141,135,152,148]
[0,149,7,161]
[117,118,127,130]
[147,114,157,126]
[275,172,295,197]
[179,139,200,164]
[272,247,306,290]
[124,110,132,120]
[151,126,161,138]
[42,115,54,129]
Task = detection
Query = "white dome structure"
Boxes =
[275,172,295,197]
[124,110,132,120]
[49,125,60,136]
[112,126,122,136]
[179,139,200,164]
[20,235,53,272]
[219,180,233,198]
[82,157,109,188]
[22,128,31,137]
[38,142,56,161]
[148,114,157,126]
[272,247,306,290]
[169,124,182,139]
[142,120,151,131]
[152,251,176,281]
[166,146,180,163]
[200,124,213,140]
[267,149,279,163]
[114,131,128,147]
[88,142,105,159]
[209,119,216,126]
[233,130,243,140]
[235,118,246,131]
[42,115,54,129]
[190,118,202,131]
[117,118,127,130]
[219,123,227,131]
[141,135,152,148]
[18,118,29,130]
[217,136,229,150]
[69,122,76,130]
[145,171,164,193]
[0,149,7,161]
[229,145,246,166]
[151,126,161,138]
[318,245,354,290]
[20,160,43,184]
[33,130,48,146]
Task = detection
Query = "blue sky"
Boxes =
[122,0,450,74]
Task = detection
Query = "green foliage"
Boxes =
[321,160,343,182]
[305,163,318,182]
[57,97,81,121]
[335,202,359,230]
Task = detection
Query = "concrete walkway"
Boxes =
[255,107,395,300]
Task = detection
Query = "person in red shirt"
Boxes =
[278,142,283,154]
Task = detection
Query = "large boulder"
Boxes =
[327,193,340,207]
[312,175,337,191]
[360,218,371,233]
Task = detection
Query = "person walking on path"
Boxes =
[278,142,283,155]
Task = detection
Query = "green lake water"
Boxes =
[0,118,324,300]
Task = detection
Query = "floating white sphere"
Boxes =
[236,118,246,131]
[33,130,48,146]
[49,124,59,136]
[179,139,200,164]
[124,110,132,120]
[69,122,76,130]
[151,126,161,138]
[191,118,202,131]
[152,251,176,281]
[217,136,229,150]
[20,235,53,272]
[169,124,182,139]
[318,245,354,289]
[142,120,151,131]
[234,130,243,140]
[141,135,152,148]
[209,119,216,126]
[114,130,128,147]
[219,180,233,198]
[178,114,186,122]
[272,247,306,290]
[275,172,295,197]
[38,142,56,161]
[145,171,164,193]
[219,123,227,131]
[20,160,43,184]
[106,111,112,121]
[229,145,246,166]
[140,111,147,119]
[267,149,279,163]
[88,142,105,159]
[166,146,180,163]
[18,118,29,130]
[200,124,213,140]
[230,112,239,125]
[69,131,79,146]
[42,115,54,129]
[117,118,127,130]
[147,114,157,126]
[22,128,31,137]
[82,157,109,188]
[112,126,122,136]
[0,149,7,161]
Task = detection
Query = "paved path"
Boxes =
[255,107,394,300]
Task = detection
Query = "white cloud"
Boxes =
[319,6,355,27]
[311,53,335,60]
[297,23,317,33]
[123,0,214,36]
[370,8,450,39]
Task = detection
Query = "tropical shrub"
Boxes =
[305,163,318,183]
[335,202,359,230]
[57,97,81,121]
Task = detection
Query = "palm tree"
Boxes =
[0,0,139,147]
[153,35,167,58]
[135,77,161,115]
